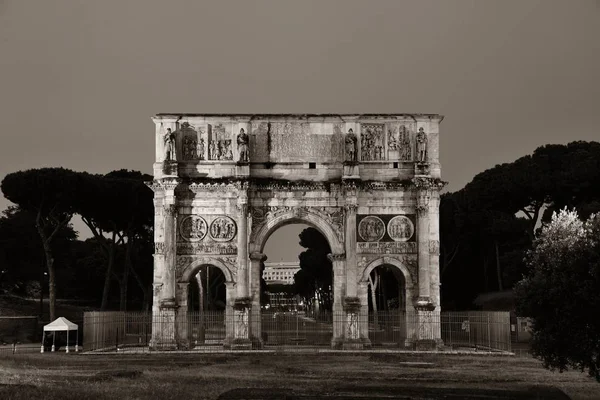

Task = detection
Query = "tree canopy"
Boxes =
[293,227,333,312]
[1,168,85,320]
[515,209,600,381]
[440,141,600,309]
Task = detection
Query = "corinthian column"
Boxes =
[416,189,431,306]
[236,202,249,299]
[344,203,358,299]
[161,203,178,306]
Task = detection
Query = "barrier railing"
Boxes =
[83,310,511,353]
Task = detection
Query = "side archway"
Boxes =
[180,256,235,283]
[360,256,413,289]
[358,256,415,346]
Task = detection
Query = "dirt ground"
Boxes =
[0,352,598,399]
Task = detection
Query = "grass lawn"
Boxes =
[0,353,598,399]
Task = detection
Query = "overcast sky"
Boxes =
[1,0,598,261]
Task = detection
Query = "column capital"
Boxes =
[249,252,267,262]
[162,204,178,216]
[344,203,358,212]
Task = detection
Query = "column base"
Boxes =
[405,338,445,351]
[341,337,372,350]
[223,338,253,350]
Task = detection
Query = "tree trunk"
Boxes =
[495,240,503,291]
[119,237,132,311]
[35,221,56,321]
[483,255,489,292]
[39,261,44,318]
[196,270,204,312]
[369,271,379,329]
[381,274,388,311]
[101,232,117,310]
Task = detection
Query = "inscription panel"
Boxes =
[177,242,237,255]
[249,121,344,163]
[357,242,418,254]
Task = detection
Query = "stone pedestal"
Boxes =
[414,162,430,176]
[341,297,371,349]
[235,163,250,177]
[162,160,178,176]
[150,303,178,350]
[225,297,252,349]
[343,163,360,179]
[406,304,443,350]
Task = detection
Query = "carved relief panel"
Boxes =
[386,124,413,161]
[207,123,234,161]
[360,124,385,161]
[399,125,412,161]
[179,122,205,161]
[180,216,208,241]
[209,216,237,242]
[356,214,417,254]
[177,214,238,255]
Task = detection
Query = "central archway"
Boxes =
[249,209,345,347]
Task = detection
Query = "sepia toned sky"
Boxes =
[1,0,599,261]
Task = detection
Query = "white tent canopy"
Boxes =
[41,317,79,353]
[44,317,78,332]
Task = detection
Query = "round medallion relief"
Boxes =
[358,216,386,242]
[387,215,414,242]
[209,216,237,242]
[180,216,208,241]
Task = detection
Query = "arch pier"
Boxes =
[149,114,445,350]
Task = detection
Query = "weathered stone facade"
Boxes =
[149,114,445,349]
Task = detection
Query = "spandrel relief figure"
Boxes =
[237,128,249,163]
[163,128,176,161]
[345,128,358,162]
[416,127,428,162]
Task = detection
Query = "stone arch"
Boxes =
[249,209,344,255]
[360,256,413,289]
[180,256,234,283]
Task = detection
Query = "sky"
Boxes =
[1,0,598,261]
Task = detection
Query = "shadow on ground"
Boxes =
[218,385,571,400]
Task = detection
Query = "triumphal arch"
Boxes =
[149,114,445,349]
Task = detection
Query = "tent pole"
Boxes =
[41,330,45,353]
[66,330,70,353]
[76,328,79,352]
[52,332,55,352]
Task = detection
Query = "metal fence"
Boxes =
[83,310,511,353]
